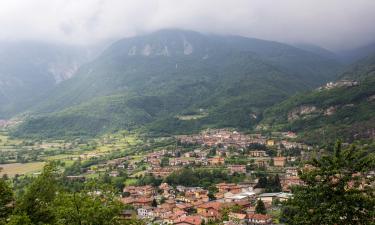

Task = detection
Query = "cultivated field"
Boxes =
[0,162,45,177]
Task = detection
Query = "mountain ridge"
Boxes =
[12,29,343,138]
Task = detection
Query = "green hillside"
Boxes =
[260,53,375,144]
[13,29,342,138]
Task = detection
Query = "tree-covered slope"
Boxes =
[260,53,375,144]
[14,29,342,138]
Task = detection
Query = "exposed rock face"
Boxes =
[48,62,80,83]
[288,105,319,121]
[324,106,337,116]
[368,94,375,102]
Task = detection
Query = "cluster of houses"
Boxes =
[120,182,293,224]
[177,129,268,148]
[177,129,310,151]
[83,129,309,224]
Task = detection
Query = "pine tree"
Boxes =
[255,199,267,214]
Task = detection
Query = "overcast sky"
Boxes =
[0,0,374,51]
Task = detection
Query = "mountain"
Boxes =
[293,43,338,60]
[0,41,101,118]
[13,29,342,138]
[337,42,375,64]
[259,53,375,144]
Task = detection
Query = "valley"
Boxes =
[0,28,373,225]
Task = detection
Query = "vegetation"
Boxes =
[261,54,375,144]
[255,199,267,215]
[165,167,245,188]
[281,141,375,224]
[1,163,132,225]
[13,29,341,139]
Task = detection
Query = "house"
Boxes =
[122,197,154,208]
[285,167,299,177]
[248,151,267,157]
[224,190,256,202]
[266,140,275,146]
[216,183,242,194]
[273,157,286,167]
[228,165,247,174]
[254,159,270,167]
[208,157,225,165]
[137,206,153,218]
[247,214,272,225]
[258,192,293,204]
[228,212,247,224]
[173,216,202,225]
[123,185,155,197]
[197,202,226,221]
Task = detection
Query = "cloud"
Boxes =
[0,0,374,50]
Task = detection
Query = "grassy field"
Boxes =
[0,162,45,177]
[0,131,144,177]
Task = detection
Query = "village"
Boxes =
[79,129,312,224]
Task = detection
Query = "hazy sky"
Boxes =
[0,0,374,50]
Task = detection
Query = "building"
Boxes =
[266,140,275,146]
[208,157,225,165]
[248,150,267,157]
[173,216,202,225]
[228,165,247,174]
[258,192,293,204]
[197,202,225,221]
[247,214,272,225]
[273,157,286,167]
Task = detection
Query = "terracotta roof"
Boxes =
[197,201,223,210]
[174,216,202,225]
[247,213,272,220]
[229,212,247,220]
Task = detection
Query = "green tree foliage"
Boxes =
[281,142,375,224]
[13,30,341,139]
[6,213,32,225]
[255,199,267,214]
[0,178,13,224]
[53,191,123,225]
[160,157,169,167]
[165,168,244,188]
[16,162,60,224]
[254,174,282,192]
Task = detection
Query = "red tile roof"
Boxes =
[174,216,202,225]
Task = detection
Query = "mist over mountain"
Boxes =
[0,41,106,119]
[12,29,343,138]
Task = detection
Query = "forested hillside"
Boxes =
[260,53,375,144]
[13,29,342,138]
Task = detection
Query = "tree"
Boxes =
[255,199,266,214]
[53,190,123,225]
[151,199,158,207]
[16,162,60,224]
[254,176,267,189]
[281,142,375,225]
[160,157,169,167]
[0,178,13,224]
[6,213,32,225]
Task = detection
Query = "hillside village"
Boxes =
[70,129,311,224]
[3,126,367,224]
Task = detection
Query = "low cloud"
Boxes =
[0,0,374,50]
